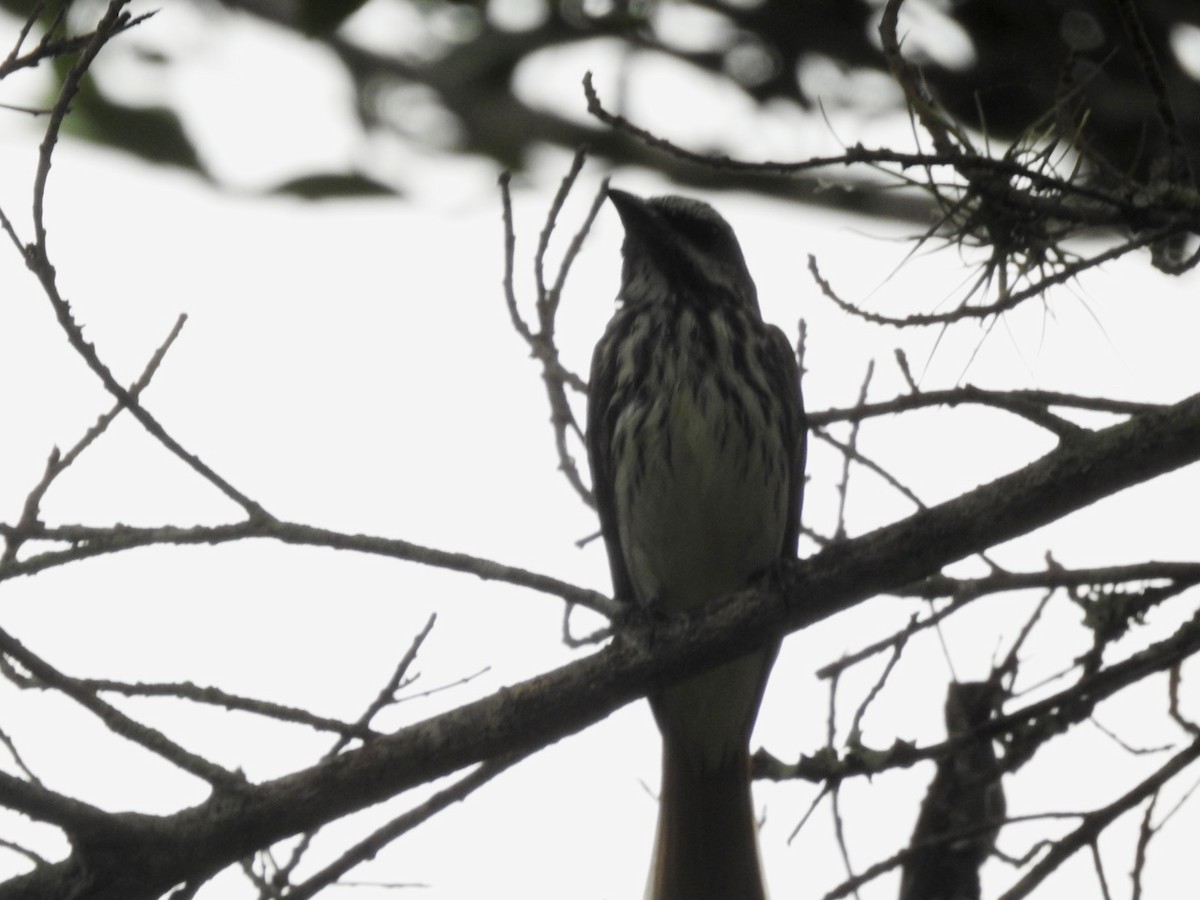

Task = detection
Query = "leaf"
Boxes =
[269,172,400,200]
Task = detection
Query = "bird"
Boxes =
[586,189,806,900]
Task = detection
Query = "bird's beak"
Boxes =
[608,188,654,231]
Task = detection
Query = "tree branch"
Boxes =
[4,388,1200,898]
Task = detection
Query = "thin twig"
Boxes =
[0,518,621,618]
[0,626,244,790]
[328,614,438,756]
[77,678,378,741]
[284,753,526,900]
[814,426,926,512]
[833,361,875,538]
[847,635,908,741]
[1130,793,1158,900]
[0,724,41,786]
[276,615,441,885]
[22,0,268,521]
[3,313,187,564]
[997,739,1200,900]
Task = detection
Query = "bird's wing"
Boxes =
[586,313,638,604]
[766,324,807,557]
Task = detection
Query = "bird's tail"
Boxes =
[646,738,767,900]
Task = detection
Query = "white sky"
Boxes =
[1,4,1199,899]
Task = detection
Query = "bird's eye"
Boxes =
[665,212,728,249]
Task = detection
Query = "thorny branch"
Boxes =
[583,0,1200,325]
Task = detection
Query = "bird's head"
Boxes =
[608,189,759,312]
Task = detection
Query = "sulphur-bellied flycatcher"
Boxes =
[587,190,806,900]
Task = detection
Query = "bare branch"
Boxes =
[814,425,926,513]
[499,162,600,510]
[284,752,525,900]
[18,1,268,521]
[75,679,377,742]
[328,614,437,756]
[818,560,1200,680]
[832,361,875,539]
[0,770,113,834]
[1130,793,1158,900]
[0,836,47,869]
[0,519,619,618]
[3,313,187,564]
[809,384,1161,433]
[0,626,244,790]
[1168,663,1200,738]
[997,739,1200,900]
[0,725,40,786]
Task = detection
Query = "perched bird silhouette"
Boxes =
[587,190,807,900]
